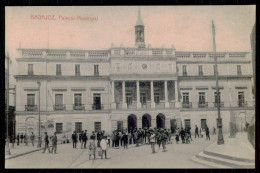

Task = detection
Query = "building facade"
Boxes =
[14,11,254,137]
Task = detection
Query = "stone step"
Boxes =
[190,155,229,168]
[196,152,255,168]
[203,150,255,163]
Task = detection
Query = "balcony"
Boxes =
[198,102,208,108]
[92,104,103,110]
[214,102,224,108]
[238,101,247,107]
[28,71,34,75]
[155,102,165,108]
[182,102,192,108]
[127,102,137,109]
[141,102,151,109]
[73,104,85,110]
[25,105,38,111]
[53,104,66,110]
[56,72,62,76]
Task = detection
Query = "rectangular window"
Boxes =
[183,93,189,103]
[182,65,187,76]
[214,92,221,103]
[198,65,203,76]
[238,92,245,107]
[94,122,101,132]
[116,63,120,72]
[55,94,63,105]
[75,64,80,76]
[75,122,82,133]
[201,119,207,130]
[56,64,61,75]
[28,64,34,75]
[237,65,242,75]
[115,49,121,55]
[117,121,123,130]
[56,123,63,133]
[199,92,205,104]
[74,93,82,106]
[94,65,99,76]
[27,94,35,106]
[184,119,191,129]
[154,93,160,104]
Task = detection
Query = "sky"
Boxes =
[5,6,256,85]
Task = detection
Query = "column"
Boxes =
[111,81,116,109]
[164,80,169,108]
[122,81,127,108]
[136,81,141,108]
[175,80,181,108]
[151,118,156,128]
[150,81,155,108]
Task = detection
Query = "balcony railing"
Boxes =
[238,101,247,107]
[92,104,103,110]
[28,71,34,75]
[198,102,208,108]
[73,104,85,110]
[25,105,38,111]
[182,102,192,108]
[53,104,66,110]
[214,102,224,108]
[56,72,62,76]
[127,102,137,109]
[155,102,165,108]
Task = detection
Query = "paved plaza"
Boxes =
[6,135,218,168]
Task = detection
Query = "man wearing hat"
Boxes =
[149,129,156,153]
[161,129,168,152]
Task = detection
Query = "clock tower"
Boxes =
[135,9,145,48]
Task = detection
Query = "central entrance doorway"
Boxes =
[128,114,137,132]
[156,113,165,129]
[142,114,151,128]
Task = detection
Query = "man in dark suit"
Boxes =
[72,131,78,148]
[82,130,88,149]
[195,125,199,138]
[205,125,210,140]
[42,132,51,153]
[17,133,20,146]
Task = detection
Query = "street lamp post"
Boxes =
[212,20,224,145]
[5,52,11,155]
[37,81,41,148]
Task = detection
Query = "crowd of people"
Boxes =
[5,124,216,157]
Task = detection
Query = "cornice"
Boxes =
[178,75,252,80]
[14,75,110,81]
[177,61,251,64]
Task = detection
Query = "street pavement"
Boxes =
[6,134,218,168]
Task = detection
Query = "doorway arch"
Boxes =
[156,113,165,129]
[128,114,137,132]
[142,114,151,128]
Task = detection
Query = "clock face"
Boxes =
[142,64,147,70]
